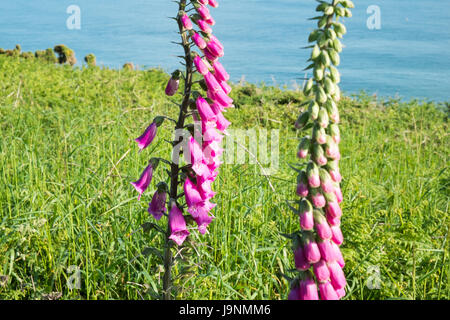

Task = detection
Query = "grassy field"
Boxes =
[0,56,448,300]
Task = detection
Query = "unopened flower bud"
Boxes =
[312,144,327,166]
[297,136,311,159]
[306,162,320,188]
[308,100,320,120]
[313,260,330,283]
[302,232,321,264]
[319,168,334,193]
[295,112,310,130]
[299,199,314,230]
[312,125,327,145]
[296,171,309,198]
[314,209,332,240]
[311,188,326,208]
[318,108,329,128]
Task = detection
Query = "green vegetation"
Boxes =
[0,56,448,300]
[84,54,96,68]
[54,45,77,66]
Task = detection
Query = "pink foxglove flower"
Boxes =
[299,200,314,231]
[197,20,212,34]
[131,163,154,200]
[147,183,168,220]
[294,245,310,271]
[168,203,190,246]
[181,13,193,30]
[328,261,347,290]
[296,183,309,198]
[314,210,332,240]
[336,288,346,299]
[325,202,342,219]
[331,242,345,268]
[194,209,214,235]
[135,122,157,151]
[307,162,320,188]
[304,237,321,264]
[206,39,224,57]
[215,112,231,132]
[208,0,218,8]
[313,260,331,283]
[192,32,207,49]
[299,277,319,300]
[334,186,343,203]
[184,178,203,208]
[165,70,181,96]
[220,81,232,95]
[204,72,222,92]
[194,55,209,75]
[203,48,218,62]
[331,225,344,245]
[318,239,335,263]
[196,4,211,20]
[287,1,351,301]
[311,189,326,208]
[319,281,339,300]
[212,61,229,82]
[196,96,217,122]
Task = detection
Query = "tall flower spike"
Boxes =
[131,0,230,300]
[132,0,229,300]
[288,0,353,300]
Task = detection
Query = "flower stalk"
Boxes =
[288,0,353,300]
[130,0,231,300]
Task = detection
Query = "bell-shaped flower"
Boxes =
[148,183,167,220]
[184,177,203,208]
[181,12,193,30]
[325,202,342,219]
[168,202,190,246]
[307,162,320,188]
[299,199,314,231]
[188,136,209,176]
[198,19,212,34]
[303,234,321,264]
[331,225,344,245]
[299,277,319,300]
[318,281,339,300]
[196,4,211,20]
[294,245,310,271]
[192,32,207,49]
[206,39,224,57]
[313,260,330,283]
[318,239,335,263]
[196,96,217,122]
[328,260,347,290]
[314,209,332,240]
[311,189,326,208]
[194,209,214,235]
[135,122,157,151]
[208,0,219,8]
[213,61,229,82]
[194,55,209,75]
[131,163,154,200]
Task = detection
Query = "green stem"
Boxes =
[162,0,193,300]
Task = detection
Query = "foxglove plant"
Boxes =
[130,0,232,300]
[288,0,353,300]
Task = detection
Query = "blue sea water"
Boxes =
[0,0,449,101]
